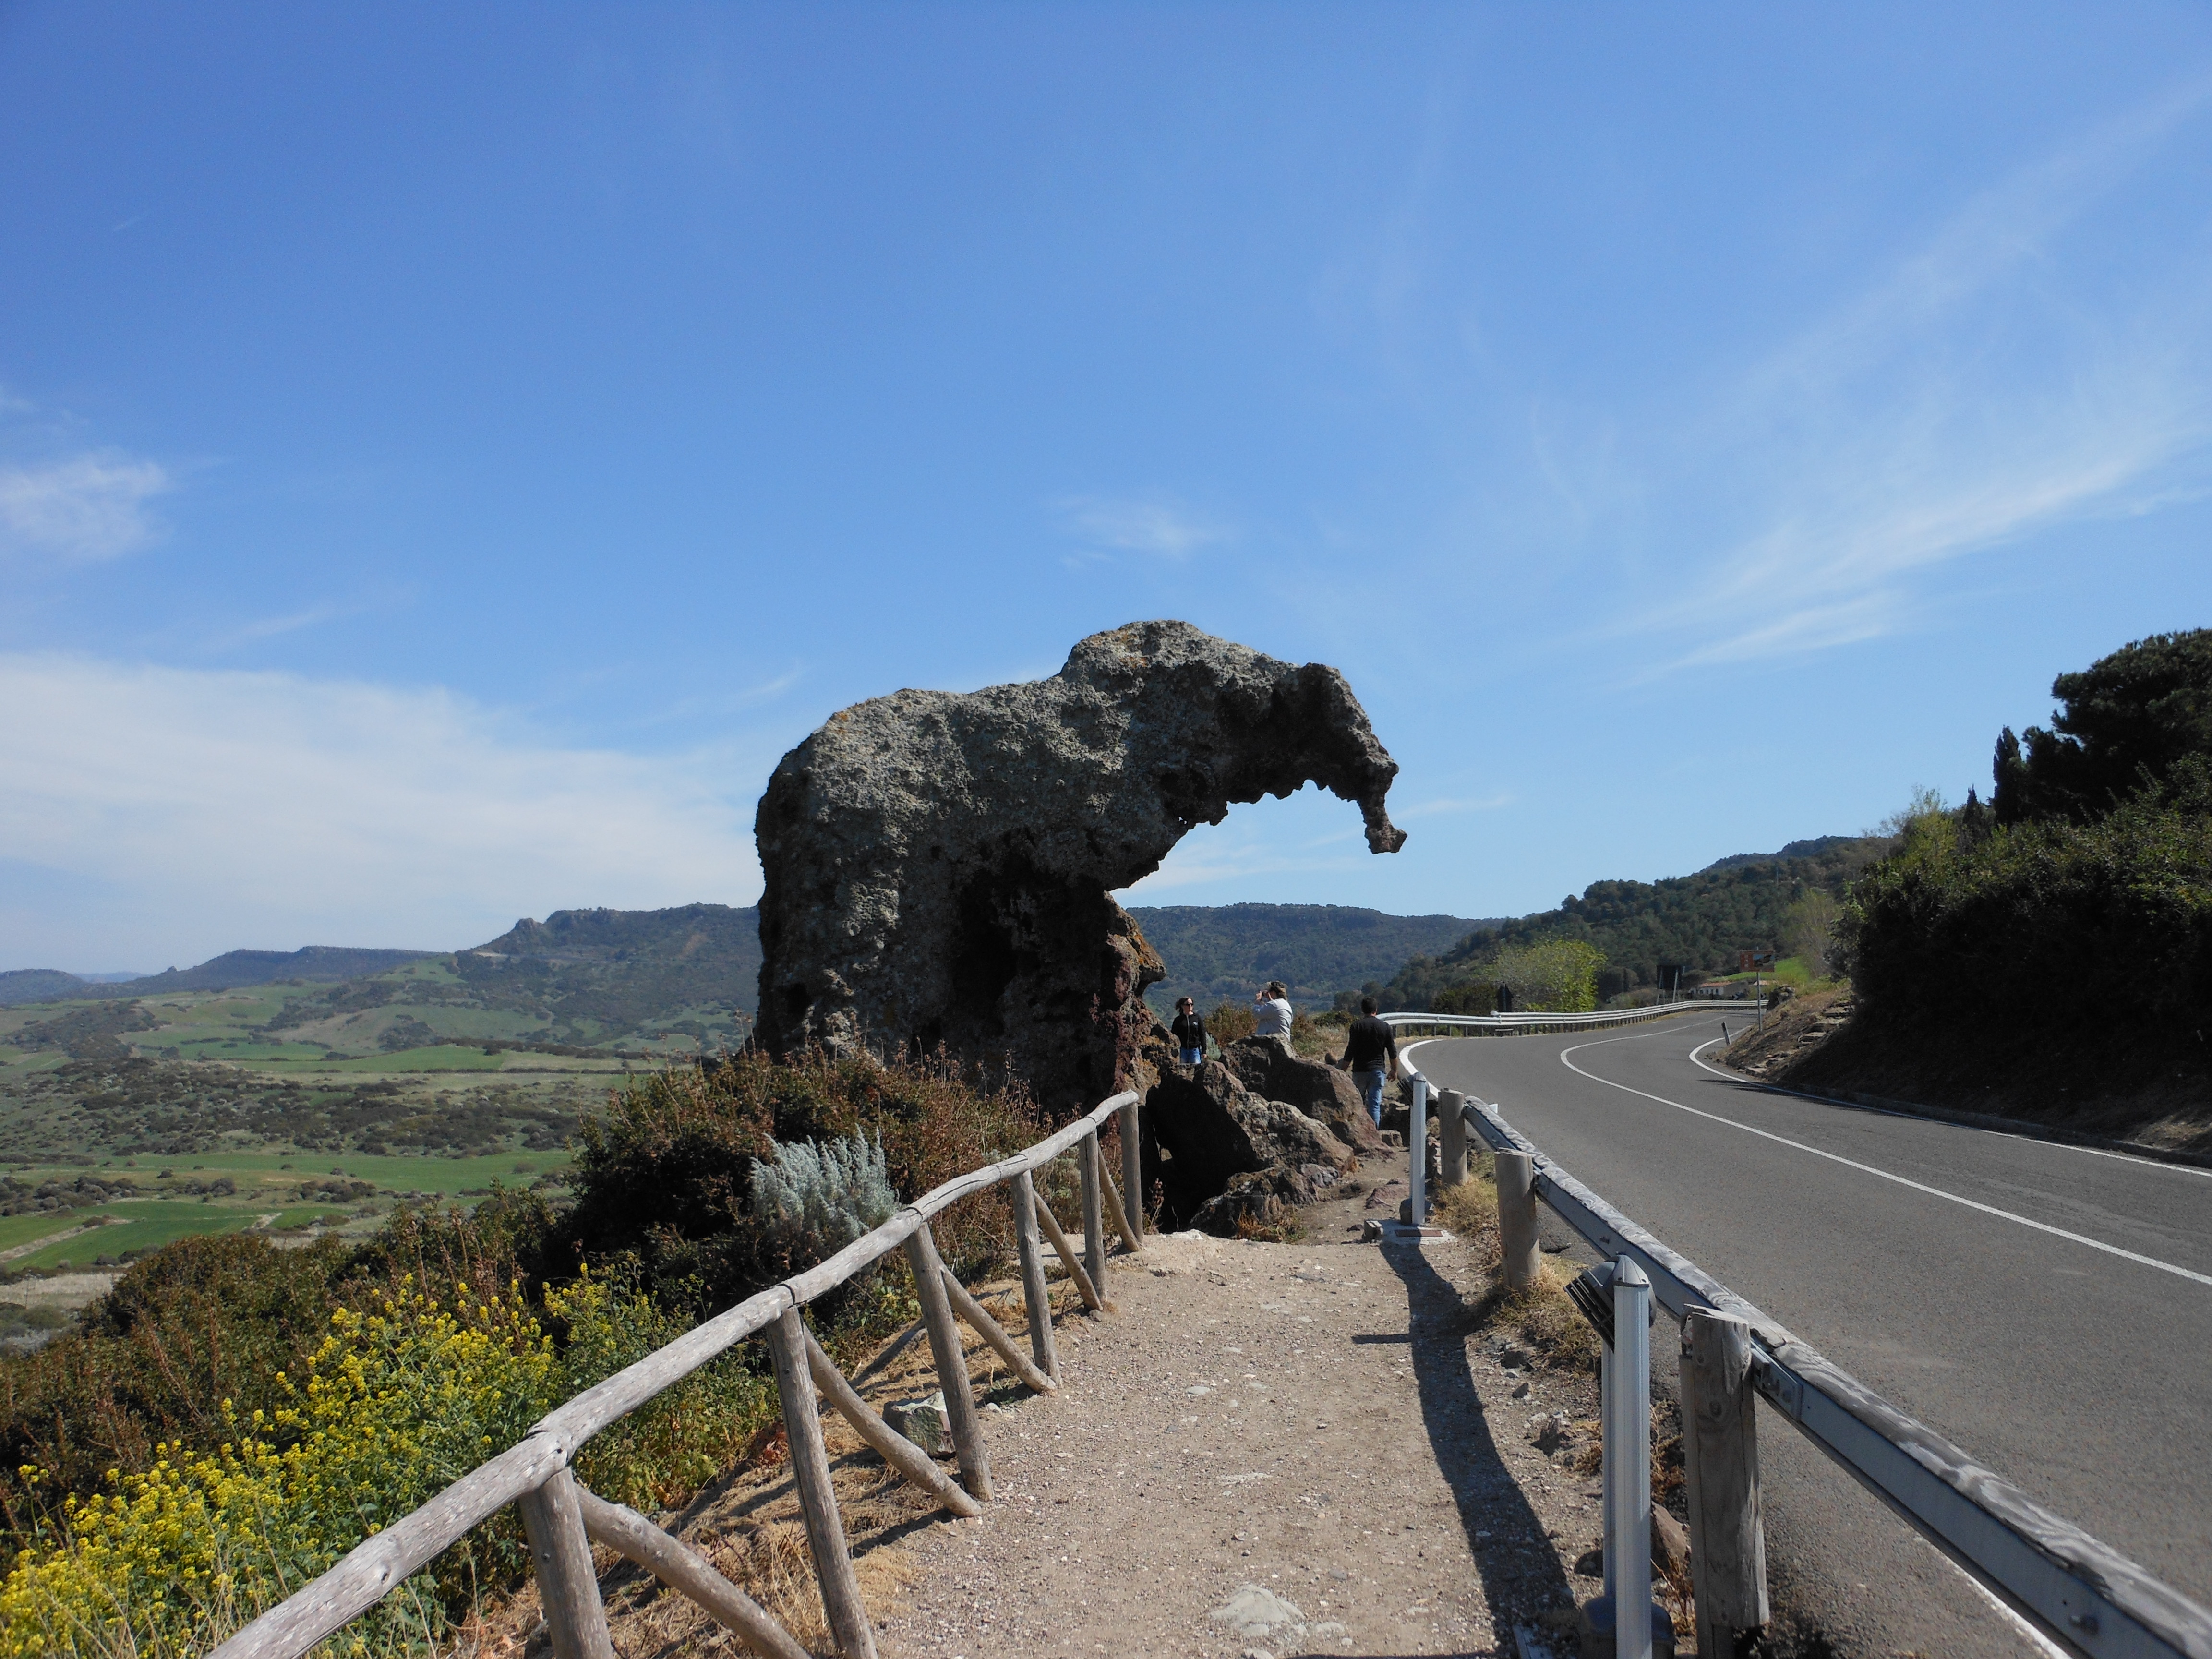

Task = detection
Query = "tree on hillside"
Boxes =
[1992,628,2212,825]
[1781,889,1842,976]
[1480,938,1605,1012]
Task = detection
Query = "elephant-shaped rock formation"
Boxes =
[754,620,1405,1112]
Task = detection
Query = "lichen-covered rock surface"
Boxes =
[754,621,1405,1114]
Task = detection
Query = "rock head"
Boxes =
[754,620,1405,1111]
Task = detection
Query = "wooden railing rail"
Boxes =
[211,1089,1141,1659]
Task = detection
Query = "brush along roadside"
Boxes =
[1433,1148,1696,1630]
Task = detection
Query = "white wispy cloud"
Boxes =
[1623,78,2212,671]
[203,603,351,651]
[0,654,766,968]
[0,453,174,565]
[1396,793,1513,818]
[1057,493,1236,560]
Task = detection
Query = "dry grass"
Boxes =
[1437,1150,1601,1378]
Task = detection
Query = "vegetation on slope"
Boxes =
[1129,902,1500,1012]
[1791,630,2212,1147]
[0,1047,1035,1654]
[1383,838,1889,1010]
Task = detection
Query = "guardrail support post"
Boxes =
[902,1222,994,1501]
[1408,1076,1429,1222]
[1011,1170,1060,1383]
[1495,1149,1541,1293]
[516,1466,615,1659]
[1607,1257,1656,1659]
[1119,1097,1144,1244]
[1684,1309,1768,1654]
[1439,1088,1467,1188]
[1081,1129,1109,1299]
[766,1307,878,1659]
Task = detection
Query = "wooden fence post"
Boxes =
[802,1325,984,1516]
[766,1307,878,1659]
[902,1223,994,1502]
[1119,1097,1144,1244]
[1033,1187,1105,1311]
[1080,1130,1109,1303]
[1495,1149,1540,1293]
[1012,1170,1060,1382]
[573,1482,813,1659]
[940,1266,1057,1395]
[1097,1161,1142,1255]
[1683,1308,1769,1655]
[1439,1087,1468,1188]
[515,1466,615,1659]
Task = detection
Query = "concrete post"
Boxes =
[1408,1076,1429,1222]
[1439,1087,1467,1188]
[1495,1149,1541,1293]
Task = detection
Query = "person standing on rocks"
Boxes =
[1334,995,1398,1125]
[1170,996,1208,1066]
[1252,981,1295,1043]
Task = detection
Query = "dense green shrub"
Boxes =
[0,1190,559,1536]
[1993,629,2212,825]
[563,1046,1038,1328]
[0,1267,771,1658]
[1430,979,1498,1016]
[0,1236,351,1533]
[1831,764,2212,1105]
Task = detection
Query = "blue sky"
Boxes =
[5,4,2212,972]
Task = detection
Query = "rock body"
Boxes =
[1215,1035,1390,1155]
[1138,1041,1359,1234]
[754,621,1405,1112]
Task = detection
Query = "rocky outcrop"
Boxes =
[1140,1050,1357,1232]
[754,622,1405,1112]
[1216,1036,1390,1155]
[1191,1164,1337,1236]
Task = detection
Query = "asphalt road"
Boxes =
[1408,1010,2212,1659]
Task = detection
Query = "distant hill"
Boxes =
[0,970,91,1008]
[459,902,764,1026]
[1701,836,1874,873]
[1383,835,1895,1007]
[1129,902,1504,1012]
[83,946,439,997]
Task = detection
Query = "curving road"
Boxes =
[1408,1010,2212,1659]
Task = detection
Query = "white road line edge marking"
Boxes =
[1681,1034,2212,1182]
[1544,1030,2212,1288]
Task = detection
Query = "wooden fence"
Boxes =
[210,1090,1146,1659]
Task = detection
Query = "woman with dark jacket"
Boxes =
[1170,997,1207,1065]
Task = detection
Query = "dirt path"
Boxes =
[878,1160,1610,1659]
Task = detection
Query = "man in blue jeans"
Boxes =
[1334,996,1399,1125]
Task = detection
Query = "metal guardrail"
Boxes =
[1397,1045,2212,1659]
[1382,1000,1762,1038]
[210,1090,1145,1659]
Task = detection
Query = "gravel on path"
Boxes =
[879,1169,1614,1659]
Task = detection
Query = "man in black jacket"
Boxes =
[1334,996,1398,1125]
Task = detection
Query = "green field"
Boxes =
[13,1146,572,1193]
[0,914,762,1286]
[6,1202,268,1273]
[0,1209,104,1256]
[0,1143,576,1278]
